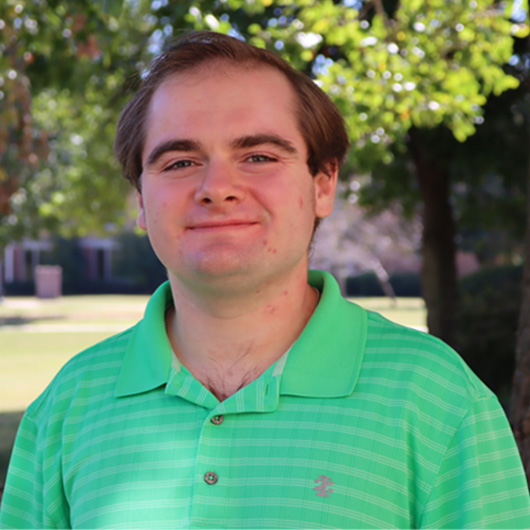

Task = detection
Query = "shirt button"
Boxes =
[211,415,224,425]
[204,472,218,485]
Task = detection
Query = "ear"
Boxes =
[314,162,338,219]
[136,191,147,231]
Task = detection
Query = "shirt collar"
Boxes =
[115,270,367,399]
[115,282,174,397]
[279,270,367,398]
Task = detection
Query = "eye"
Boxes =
[164,159,194,171]
[247,154,277,163]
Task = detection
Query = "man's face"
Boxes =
[137,62,337,293]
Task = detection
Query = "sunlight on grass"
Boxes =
[0,294,426,413]
[0,332,118,412]
[352,297,427,329]
[1,295,148,412]
[0,295,149,327]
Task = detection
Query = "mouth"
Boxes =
[187,220,258,231]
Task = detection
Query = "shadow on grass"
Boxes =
[0,411,24,497]
[0,315,62,327]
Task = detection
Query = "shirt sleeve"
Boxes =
[0,412,69,529]
[419,395,530,529]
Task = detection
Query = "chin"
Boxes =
[170,257,257,284]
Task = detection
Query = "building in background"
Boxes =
[2,237,118,287]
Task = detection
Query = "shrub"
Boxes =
[346,272,384,296]
[389,272,422,297]
[346,271,422,297]
[457,265,523,403]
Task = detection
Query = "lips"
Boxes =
[187,220,258,230]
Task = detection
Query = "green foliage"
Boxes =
[147,0,528,240]
[246,0,524,168]
[0,0,152,247]
[101,0,122,18]
[0,0,527,266]
[31,88,131,237]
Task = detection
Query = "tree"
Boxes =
[2,0,525,336]
[511,127,530,480]
[509,30,530,482]
[0,1,51,296]
[143,0,525,347]
[0,0,154,296]
[304,0,525,346]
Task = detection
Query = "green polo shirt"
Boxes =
[1,270,529,529]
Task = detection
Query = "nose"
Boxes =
[194,158,244,206]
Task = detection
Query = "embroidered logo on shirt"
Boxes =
[313,475,334,497]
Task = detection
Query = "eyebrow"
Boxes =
[230,134,298,155]
[145,134,298,168]
[145,139,202,167]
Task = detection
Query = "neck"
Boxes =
[165,271,319,402]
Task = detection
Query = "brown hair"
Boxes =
[114,30,349,191]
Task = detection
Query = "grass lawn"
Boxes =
[0,294,149,328]
[352,296,427,329]
[0,331,118,412]
[0,294,149,488]
[1,295,149,412]
[0,293,426,487]
[0,294,426,413]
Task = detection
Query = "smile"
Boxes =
[187,220,258,231]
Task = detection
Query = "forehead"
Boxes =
[145,62,300,138]
[156,59,294,97]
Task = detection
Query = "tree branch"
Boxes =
[372,0,391,30]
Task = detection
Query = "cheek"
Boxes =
[142,194,172,233]
[144,183,178,214]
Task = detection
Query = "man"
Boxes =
[1,31,529,529]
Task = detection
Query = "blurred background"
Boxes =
[1,0,530,487]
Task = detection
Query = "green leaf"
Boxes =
[493,74,520,96]
[101,0,123,18]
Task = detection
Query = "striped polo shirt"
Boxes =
[1,270,529,529]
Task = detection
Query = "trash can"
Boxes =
[35,265,62,299]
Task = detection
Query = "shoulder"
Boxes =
[364,308,491,396]
[26,326,135,422]
[355,307,497,432]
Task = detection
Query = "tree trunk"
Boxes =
[409,128,460,348]
[510,101,530,482]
